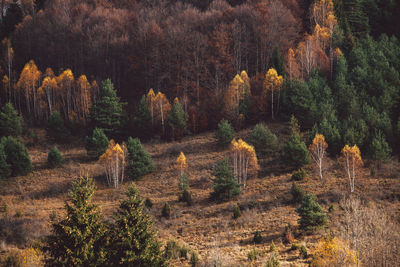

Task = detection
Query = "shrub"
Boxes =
[164,240,180,259]
[290,243,300,251]
[1,136,32,176]
[145,197,153,209]
[291,168,307,181]
[253,231,262,244]
[233,204,241,219]
[190,251,199,267]
[282,133,310,169]
[248,248,260,262]
[179,189,192,206]
[179,246,189,259]
[178,174,189,191]
[162,203,171,219]
[248,123,279,156]
[290,182,305,204]
[265,251,280,267]
[299,245,308,258]
[210,159,241,202]
[47,146,62,168]
[270,241,277,252]
[0,143,11,179]
[47,111,70,142]
[85,128,109,159]
[0,103,22,137]
[296,194,328,232]
[283,224,294,244]
[126,137,154,180]
[215,119,234,147]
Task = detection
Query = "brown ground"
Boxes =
[0,123,400,266]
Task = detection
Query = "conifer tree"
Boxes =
[89,79,125,138]
[0,143,11,179]
[1,136,32,176]
[369,130,391,170]
[47,111,70,142]
[247,123,279,156]
[296,194,327,232]
[133,95,152,139]
[283,133,310,169]
[0,102,22,137]
[211,159,241,202]
[126,137,154,180]
[106,183,167,267]
[44,177,106,267]
[47,146,62,168]
[168,98,188,140]
[85,128,109,159]
[215,119,235,147]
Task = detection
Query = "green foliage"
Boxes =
[296,194,328,232]
[162,203,171,219]
[126,137,154,180]
[133,95,152,139]
[106,183,166,266]
[299,245,308,258]
[288,115,301,135]
[178,174,189,191]
[369,130,391,166]
[85,128,109,159]
[47,111,70,143]
[239,90,251,119]
[290,182,305,204]
[168,100,188,140]
[210,159,241,202]
[47,146,62,168]
[145,197,153,209]
[89,79,125,138]
[290,243,300,251]
[0,103,22,137]
[271,46,284,75]
[0,136,32,176]
[282,133,310,169]
[270,241,277,252]
[247,124,279,156]
[190,251,199,267]
[265,252,280,267]
[215,119,235,147]
[248,248,260,262]
[179,189,193,206]
[0,143,11,179]
[164,240,180,259]
[253,231,262,244]
[291,168,307,181]
[44,177,106,267]
[233,204,241,219]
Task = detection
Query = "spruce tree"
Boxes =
[47,146,62,168]
[47,111,70,143]
[133,95,152,139]
[296,194,327,232]
[210,159,241,202]
[0,103,22,137]
[85,128,109,159]
[126,137,154,180]
[107,183,167,267]
[1,136,32,176]
[168,100,188,140]
[247,124,279,156]
[215,119,235,147]
[0,143,11,179]
[369,130,391,169]
[44,177,106,267]
[282,133,310,169]
[89,79,125,138]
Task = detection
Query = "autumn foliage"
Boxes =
[340,145,363,193]
[98,140,127,188]
[230,139,259,188]
[309,133,328,184]
[176,152,187,176]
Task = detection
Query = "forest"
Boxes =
[0,0,400,266]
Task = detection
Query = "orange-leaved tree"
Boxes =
[98,140,127,189]
[230,139,259,188]
[176,151,187,176]
[340,145,363,193]
[309,133,328,184]
[263,68,283,120]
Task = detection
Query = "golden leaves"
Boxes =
[176,151,188,170]
[264,68,283,92]
[311,237,357,267]
[341,144,363,166]
[309,133,328,152]
[231,138,258,169]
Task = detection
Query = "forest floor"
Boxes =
[1,123,400,266]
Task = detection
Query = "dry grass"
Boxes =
[1,124,400,266]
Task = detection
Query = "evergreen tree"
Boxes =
[126,137,154,180]
[133,95,152,139]
[210,159,241,202]
[47,146,63,168]
[290,182,305,204]
[47,111,70,143]
[215,119,235,147]
[0,103,22,137]
[44,177,106,267]
[270,46,284,75]
[85,128,109,159]
[1,136,31,176]
[0,143,11,179]
[106,183,167,267]
[89,79,125,138]
[247,123,279,156]
[296,194,327,232]
[369,130,391,169]
[282,133,310,169]
[168,99,188,140]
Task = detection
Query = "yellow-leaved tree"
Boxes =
[309,133,328,184]
[154,92,171,135]
[56,69,74,120]
[76,75,92,124]
[39,74,58,116]
[340,145,363,193]
[146,88,156,128]
[231,139,259,188]
[263,68,283,120]
[176,151,187,176]
[311,237,357,267]
[99,140,127,188]
[223,74,244,121]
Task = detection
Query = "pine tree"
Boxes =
[47,111,70,143]
[0,143,11,179]
[89,79,125,138]
[47,146,62,168]
[44,177,106,267]
[296,194,327,232]
[126,137,154,180]
[1,136,32,176]
[247,124,279,156]
[85,128,109,159]
[168,98,188,140]
[282,133,310,169]
[215,119,235,147]
[0,103,22,137]
[369,130,391,169]
[133,95,152,139]
[210,159,241,202]
[106,183,167,266]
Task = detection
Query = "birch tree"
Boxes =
[230,139,259,188]
[309,133,328,184]
[340,145,363,193]
[98,140,127,189]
